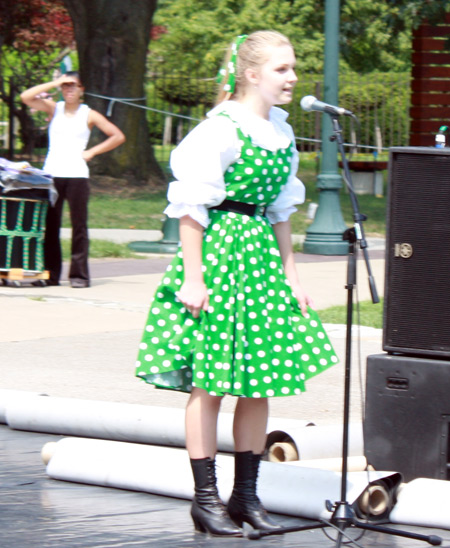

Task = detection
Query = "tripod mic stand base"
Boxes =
[247,520,327,540]
[246,503,443,546]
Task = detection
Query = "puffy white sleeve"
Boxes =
[265,144,305,224]
[164,117,239,228]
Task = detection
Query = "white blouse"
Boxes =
[164,101,305,227]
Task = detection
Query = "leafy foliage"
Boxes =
[150,0,450,77]
[0,0,73,54]
[0,0,75,153]
[340,0,450,72]
[1,0,74,86]
[143,68,411,164]
[149,0,326,76]
[154,76,216,107]
[338,73,411,148]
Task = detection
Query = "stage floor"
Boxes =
[1,425,449,548]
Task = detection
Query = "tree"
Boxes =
[63,0,166,187]
[0,0,73,56]
[0,0,75,155]
[149,0,325,76]
[149,0,450,76]
[340,0,450,73]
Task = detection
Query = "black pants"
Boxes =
[44,177,90,285]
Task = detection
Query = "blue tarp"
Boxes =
[0,158,57,205]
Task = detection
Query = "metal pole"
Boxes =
[8,79,15,160]
[303,0,348,255]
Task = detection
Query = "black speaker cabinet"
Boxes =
[383,146,450,358]
[364,353,450,482]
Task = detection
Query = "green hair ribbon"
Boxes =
[216,34,248,94]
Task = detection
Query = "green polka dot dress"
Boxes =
[135,114,338,397]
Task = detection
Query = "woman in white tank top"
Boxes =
[21,72,125,288]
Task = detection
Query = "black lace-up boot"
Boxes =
[190,457,242,536]
[227,451,282,531]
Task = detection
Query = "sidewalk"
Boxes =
[8,234,445,548]
[62,226,387,251]
[0,230,386,425]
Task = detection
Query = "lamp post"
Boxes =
[303,0,348,255]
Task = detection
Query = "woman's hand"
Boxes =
[178,215,208,318]
[176,280,209,318]
[54,74,79,88]
[82,149,95,162]
[290,280,314,316]
[272,220,314,316]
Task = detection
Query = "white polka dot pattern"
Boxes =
[135,115,338,397]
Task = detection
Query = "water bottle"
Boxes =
[435,125,448,148]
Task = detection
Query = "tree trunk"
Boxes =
[63,0,166,188]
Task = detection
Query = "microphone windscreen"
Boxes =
[300,95,316,111]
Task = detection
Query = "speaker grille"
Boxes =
[365,354,450,481]
[384,147,450,357]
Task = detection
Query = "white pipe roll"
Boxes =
[0,389,45,424]
[44,437,401,521]
[4,391,362,460]
[5,394,232,449]
[266,422,364,460]
[3,392,322,454]
[281,456,368,472]
[390,478,450,530]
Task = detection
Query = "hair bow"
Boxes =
[216,34,248,94]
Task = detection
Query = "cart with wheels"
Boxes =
[0,159,56,286]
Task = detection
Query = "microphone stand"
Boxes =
[248,114,442,547]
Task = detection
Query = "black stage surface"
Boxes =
[1,425,449,548]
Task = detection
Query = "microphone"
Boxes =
[300,95,353,116]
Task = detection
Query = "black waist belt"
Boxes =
[213,199,266,217]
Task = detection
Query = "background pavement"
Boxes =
[0,230,386,426]
[6,233,449,548]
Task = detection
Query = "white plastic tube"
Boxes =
[266,422,364,460]
[5,392,357,457]
[44,437,401,521]
[390,478,450,530]
[4,391,362,460]
[5,393,238,448]
[0,389,44,424]
[281,456,368,472]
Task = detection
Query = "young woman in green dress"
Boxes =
[136,30,338,536]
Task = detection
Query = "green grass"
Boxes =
[61,239,142,260]
[318,298,384,328]
[58,153,387,311]
[61,190,168,231]
[295,154,387,237]
[58,152,387,329]
[63,153,387,238]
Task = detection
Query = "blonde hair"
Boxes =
[216,30,293,105]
